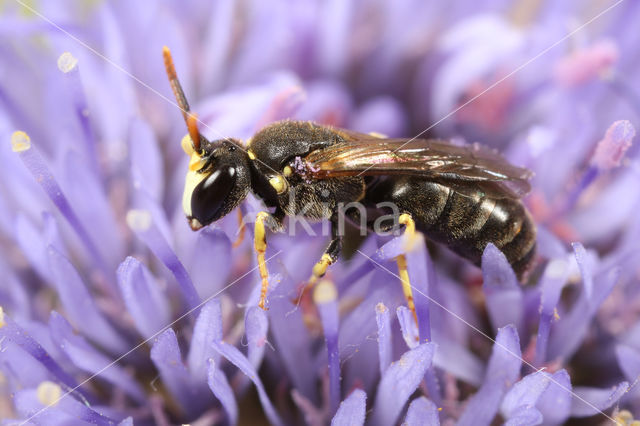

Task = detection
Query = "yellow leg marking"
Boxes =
[255,212,270,310]
[308,254,334,288]
[397,213,418,324]
[232,209,246,248]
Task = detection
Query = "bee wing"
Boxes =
[304,133,533,199]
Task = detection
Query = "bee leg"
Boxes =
[396,213,418,323]
[254,210,284,310]
[308,235,342,288]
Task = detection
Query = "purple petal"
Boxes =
[615,344,640,381]
[504,406,542,426]
[15,214,52,281]
[48,312,145,403]
[245,306,269,369]
[372,342,436,426]
[129,118,164,201]
[187,299,223,378]
[397,306,419,349]
[127,209,201,315]
[150,328,205,414]
[116,256,171,341]
[349,97,408,137]
[188,228,232,299]
[406,233,433,342]
[404,397,439,426]
[571,382,629,417]
[535,369,572,425]
[375,303,392,376]
[572,243,594,302]
[268,276,316,402]
[590,120,635,170]
[535,257,570,366]
[212,341,284,426]
[60,150,124,268]
[13,385,116,426]
[331,389,367,426]
[12,132,110,281]
[207,359,238,426]
[47,245,128,354]
[0,309,86,401]
[457,325,521,426]
[432,339,483,387]
[314,280,341,414]
[548,266,620,360]
[500,371,551,419]
[481,243,523,332]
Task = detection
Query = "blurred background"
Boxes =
[1,0,640,424]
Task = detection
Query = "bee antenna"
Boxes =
[187,113,202,153]
[163,46,201,152]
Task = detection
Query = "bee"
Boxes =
[163,47,536,311]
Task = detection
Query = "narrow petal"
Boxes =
[129,118,164,201]
[245,306,269,369]
[127,209,201,315]
[397,306,419,349]
[14,384,116,426]
[188,228,232,298]
[47,245,128,354]
[535,257,570,366]
[150,329,205,415]
[331,389,367,426]
[207,359,238,426]
[457,325,521,426]
[372,342,436,426]
[482,243,523,332]
[60,150,124,268]
[375,303,392,376]
[404,396,439,426]
[116,256,171,341]
[12,133,110,280]
[572,243,594,301]
[268,276,316,402]
[535,369,572,425]
[187,299,223,378]
[0,308,87,401]
[500,371,551,419]
[615,344,640,381]
[48,312,145,403]
[314,280,341,414]
[432,339,483,387]
[570,382,629,417]
[212,341,284,426]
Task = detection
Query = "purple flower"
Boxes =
[1,1,640,425]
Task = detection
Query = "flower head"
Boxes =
[1,1,640,425]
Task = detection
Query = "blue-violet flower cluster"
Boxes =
[1,1,640,425]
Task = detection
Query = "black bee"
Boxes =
[163,47,536,310]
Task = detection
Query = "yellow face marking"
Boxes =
[248,150,256,160]
[182,167,208,217]
[283,166,293,177]
[181,134,195,156]
[269,175,287,194]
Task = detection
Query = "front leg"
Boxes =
[254,209,284,310]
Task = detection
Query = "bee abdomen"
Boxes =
[429,189,536,278]
[364,177,536,278]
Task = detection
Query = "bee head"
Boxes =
[182,135,250,230]
[163,46,250,231]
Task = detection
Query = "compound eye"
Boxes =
[191,166,236,225]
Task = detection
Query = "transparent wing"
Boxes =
[303,131,532,199]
